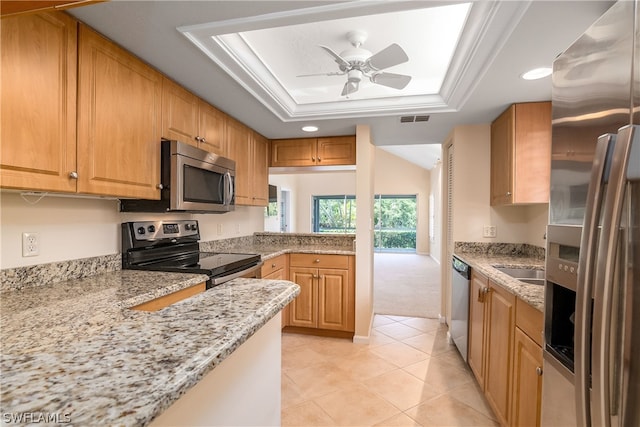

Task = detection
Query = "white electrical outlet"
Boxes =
[217,224,223,235]
[483,225,497,238]
[22,232,40,257]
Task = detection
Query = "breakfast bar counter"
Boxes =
[0,270,299,426]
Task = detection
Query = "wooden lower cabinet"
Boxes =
[468,270,488,388]
[467,271,543,427]
[484,281,516,426]
[286,254,354,336]
[260,254,290,328]
[511,327,543,427]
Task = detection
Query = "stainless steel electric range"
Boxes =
[121,220,262,288]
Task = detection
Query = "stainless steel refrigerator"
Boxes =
[542,0,640,426]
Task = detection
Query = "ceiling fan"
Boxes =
[298,30,412,97]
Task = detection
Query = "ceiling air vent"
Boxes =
[400,115,430,123]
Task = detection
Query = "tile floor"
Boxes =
[281,315,499,426]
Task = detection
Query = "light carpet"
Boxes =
[373,252,441,319]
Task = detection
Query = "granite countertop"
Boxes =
[234,243,356,260]
[0,270,299,426]
[453,252,545,311]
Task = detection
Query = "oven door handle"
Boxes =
[210,262,263,286]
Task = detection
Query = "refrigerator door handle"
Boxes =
[575,133,616,427]
[592,125,639,427]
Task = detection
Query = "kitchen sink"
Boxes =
[493,266,545,280]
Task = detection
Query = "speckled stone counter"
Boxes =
[454,247,545,312]
[1,270,299,426]
[200,232,356,260]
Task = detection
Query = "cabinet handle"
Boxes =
[271,263,276,268]
[317,157,321,162]
[201,137,206,143]
[195,136,201,142]
[313,274,319,279]
[69,171,78,179]
[506,191,512,196]
[314,258,320,263]
[312,157,315,162]
[156,184,164,190]
[536,367,543,376]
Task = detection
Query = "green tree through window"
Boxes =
[374,195,417,252]
[313,196,356,233]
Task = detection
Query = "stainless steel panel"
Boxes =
[542,351,577,426]
[550,0,633,225]
[451,260,469,362]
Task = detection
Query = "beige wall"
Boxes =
[449,125,548,246]
[0,192,265,269]
[373,148,431,254]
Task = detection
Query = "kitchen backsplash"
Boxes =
[1,254,121,292]
[454,242,545,260]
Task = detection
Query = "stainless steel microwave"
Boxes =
[120,139,235,213]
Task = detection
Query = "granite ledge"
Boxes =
[454,252,544,312]
[1,271,300,426]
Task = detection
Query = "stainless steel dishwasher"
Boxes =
[451,255,470,362]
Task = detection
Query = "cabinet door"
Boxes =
[270,138,316,167]
[1,11,77,193]
[251,131,269,206]
[161,77,198,146]
[485,281,516,426]
[225,117,251,205]
[77,25,162,199]
[317,268,350,331]
[468,270,488,388]
[513,102,551,204]
[490,105,514,206]
[511,327,543,427]
[288,267,317,328]
[317,136,356,166]
[198,101,226,156]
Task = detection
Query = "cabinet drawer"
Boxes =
[290,253,349,269]
[516,297,543,347]
[131,282,205,311]
[261,254,288,278]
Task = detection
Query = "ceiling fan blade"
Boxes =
[370,72,412,90]
[297,71,345,77]
[319,45,351,69]
[367,43,409,70]
[341,80,359,96]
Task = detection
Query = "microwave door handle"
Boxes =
[592,125,639,427]
[225,172,234,205]
[575,133,616,426]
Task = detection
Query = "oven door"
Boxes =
[171,150,235,212]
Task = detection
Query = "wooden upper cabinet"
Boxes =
[198,102,226,157]
[0,1,103,17]
[1,11,77,193]
[490,102,551,206]
[77,24,162,199]
[161,77,227,156]
[270,138,316,167]
[317,136,356,166]
[225,117,251,204]
[270,136,356,167]
[251,131,269,206]
[161,77,198,146]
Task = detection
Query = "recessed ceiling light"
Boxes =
[521,67,552,80]
[302,125,318,132]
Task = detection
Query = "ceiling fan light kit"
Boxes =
[301,30,412,96]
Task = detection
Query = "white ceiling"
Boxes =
[69,0,614,170]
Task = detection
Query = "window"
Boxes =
[312,195,356,233]
[374,195,417,252]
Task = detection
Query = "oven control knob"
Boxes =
[148,225,156,233]
[185,224,192,230]
[191,223,197,231]
[137,227,145,235]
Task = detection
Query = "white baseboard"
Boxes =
[353,310,375,344]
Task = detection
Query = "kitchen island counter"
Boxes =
[0,270,299,426]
